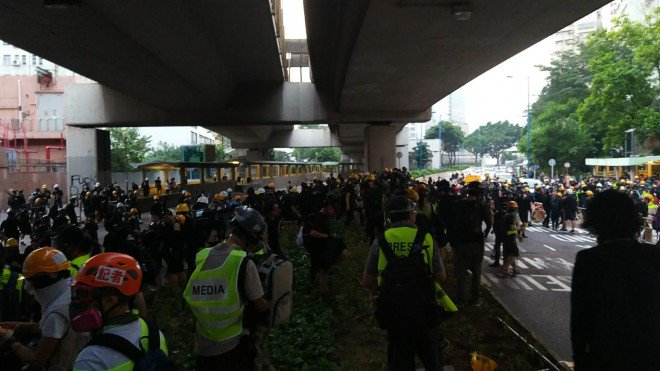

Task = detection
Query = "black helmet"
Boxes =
[386,195,414,216]
[230,206,267,240]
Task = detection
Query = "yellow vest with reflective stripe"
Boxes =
[69,253,91,278]
[184,249,245,343]
[76,318,168,371]
[377,227,434,286]
[0,268,23,303]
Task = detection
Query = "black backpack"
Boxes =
[375,229,441,334]
[85,317,176,371]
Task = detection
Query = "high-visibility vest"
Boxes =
[0,267,24,319]
[69,253,91,278]
[195,248,211,267]
[183,249,246,343]
[75,318,168,371]
[377,227,434,286]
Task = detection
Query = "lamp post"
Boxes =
[122,130,130,191]
[507,75,531,176]
[438,118,442,168]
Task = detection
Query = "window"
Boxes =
[190,132,198,144]
[3,55,10,65]
[21,55,26,65]
[32,55,36,65]
[39,57,43,65]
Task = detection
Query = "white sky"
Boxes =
[281,0,622,134]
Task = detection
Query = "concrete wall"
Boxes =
[66,127,111,198]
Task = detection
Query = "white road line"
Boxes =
[514,277,533,290]
[521,275,548,290]
[575,244,592,249]
[543,244,556,251]
[523,257,550,270]
[484,273,504,288]
[515,260,529,269]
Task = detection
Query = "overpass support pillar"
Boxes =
[364,125,397,171]
[246,149,264,161]
[66,127,111,194]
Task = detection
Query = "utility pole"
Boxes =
[438,119,442,168]
[526,76,531,174]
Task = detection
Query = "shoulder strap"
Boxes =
[86,333,144,363]
[143,317,161,353]
[237,255,249,300]
[413,228,426,247]
[378,232,397,262]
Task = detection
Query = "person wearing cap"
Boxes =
[571,190,660,370]
[363,195,446,370]
[72,253,169,370]
[0,247,88,370]
[184,206,268,370]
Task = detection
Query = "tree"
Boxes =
[463,131,480,163]
[409,141,433,169]
[144,141,180,162]
[425,121,464,166]
[479,121,523,165]
[577,14,660,154]
[265,149,291,161]
[215,145,226,161]
[108,128,151,172]
[291,147,341,162]
[518,118,595,172]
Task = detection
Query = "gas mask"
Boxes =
[69,284,104,333]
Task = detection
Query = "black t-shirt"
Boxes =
[0,218,20,239]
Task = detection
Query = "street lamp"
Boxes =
[507,75,531,175]
[122,130,130,191]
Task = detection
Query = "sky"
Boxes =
[281,0,621,134]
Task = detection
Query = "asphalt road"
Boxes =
[481,223,599,363]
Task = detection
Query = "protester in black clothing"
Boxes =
[263,200,286,258]
[154,177,162,195]
[563,190,578,232]
[141,178,150,197]
[571,190,660,370]
[1,209,21,240]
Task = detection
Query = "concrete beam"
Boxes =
[230,127,341,149]
[64,83,431,127]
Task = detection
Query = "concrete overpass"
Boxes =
[0,0,610,176]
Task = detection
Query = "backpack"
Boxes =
[375,229,441,334]
[85,317,176,371]
[453,200,484,244]
[252,253,293,328]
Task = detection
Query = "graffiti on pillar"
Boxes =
[69,174,97,198]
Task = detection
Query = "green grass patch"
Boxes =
[410,164,472,179]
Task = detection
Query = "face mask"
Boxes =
[70,307,103,333]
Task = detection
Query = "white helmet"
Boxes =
[545,185,550,190]
[227,188,233,193]
[95,182,101,188]
[53,184,59,189]
[596,183,603,188]
[257,188,266,195]
[566,189,574,195]
[220,191,228,198]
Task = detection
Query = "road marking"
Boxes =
[521,275,548,290]
[515,277,533,290]
[515,260,528,269]
[522,257,550,270]
[575,244,592,249]
[552,258,574,271]
[484,273,504,287]
[550,234,597,243]
[543,244,556,251]
[531,275,571,292]
[557,276,572,285]
[484,242,493,251]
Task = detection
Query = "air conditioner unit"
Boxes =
[12,59,20,66]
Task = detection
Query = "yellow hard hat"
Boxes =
[556,192,563,197]
[634,176,639,179]
[366,174,376,181]
[214,193,225,200]
[559,187,565,192]
[235,195,242,201]
[524,187,530,192]
[22,247,70,278]
[86,191,92,197]
[586,190,594,196]
[349,173,358,180]
[130,208,138,215]
[645,193,654,201]
[153,195,160,200]
[626,180,633,185]
[5,238,19,248]
[175,203,189,213]
[268,182,276,188]
[619,186,626,191]
[41,184,48,189]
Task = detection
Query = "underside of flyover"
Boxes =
[0,0,609,171]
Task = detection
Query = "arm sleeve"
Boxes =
[40,312,69,339]
[243,260,265,301]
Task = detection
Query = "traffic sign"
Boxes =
[564,162,570,168]
[396,151,403,159]
[548,159,556,166]
[531,165,539,169]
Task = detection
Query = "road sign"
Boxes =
[531,165,539,169]
[548,159,556,166]
[396,151,403,159]
[564,162,570,168]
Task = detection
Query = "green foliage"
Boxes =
[298,124,325,129]
[265,150,292,161]
[463,133,480,163]
[409,164,472,179]
[144,141,180,162]
[291,147,341,162]
[519,118,594,171]
[577,14,660,153]
[108,128,151,172]
[470,122,522,165]
[425,121,465,165]
[215,145,226,161]
[409,141,433,169]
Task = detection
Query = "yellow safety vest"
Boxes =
[195,248,211,267]
[76,318,168,371]
[377,227,457,312]
[0,268,23,303]
[183,249,246,343]
[69,253,91,278]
